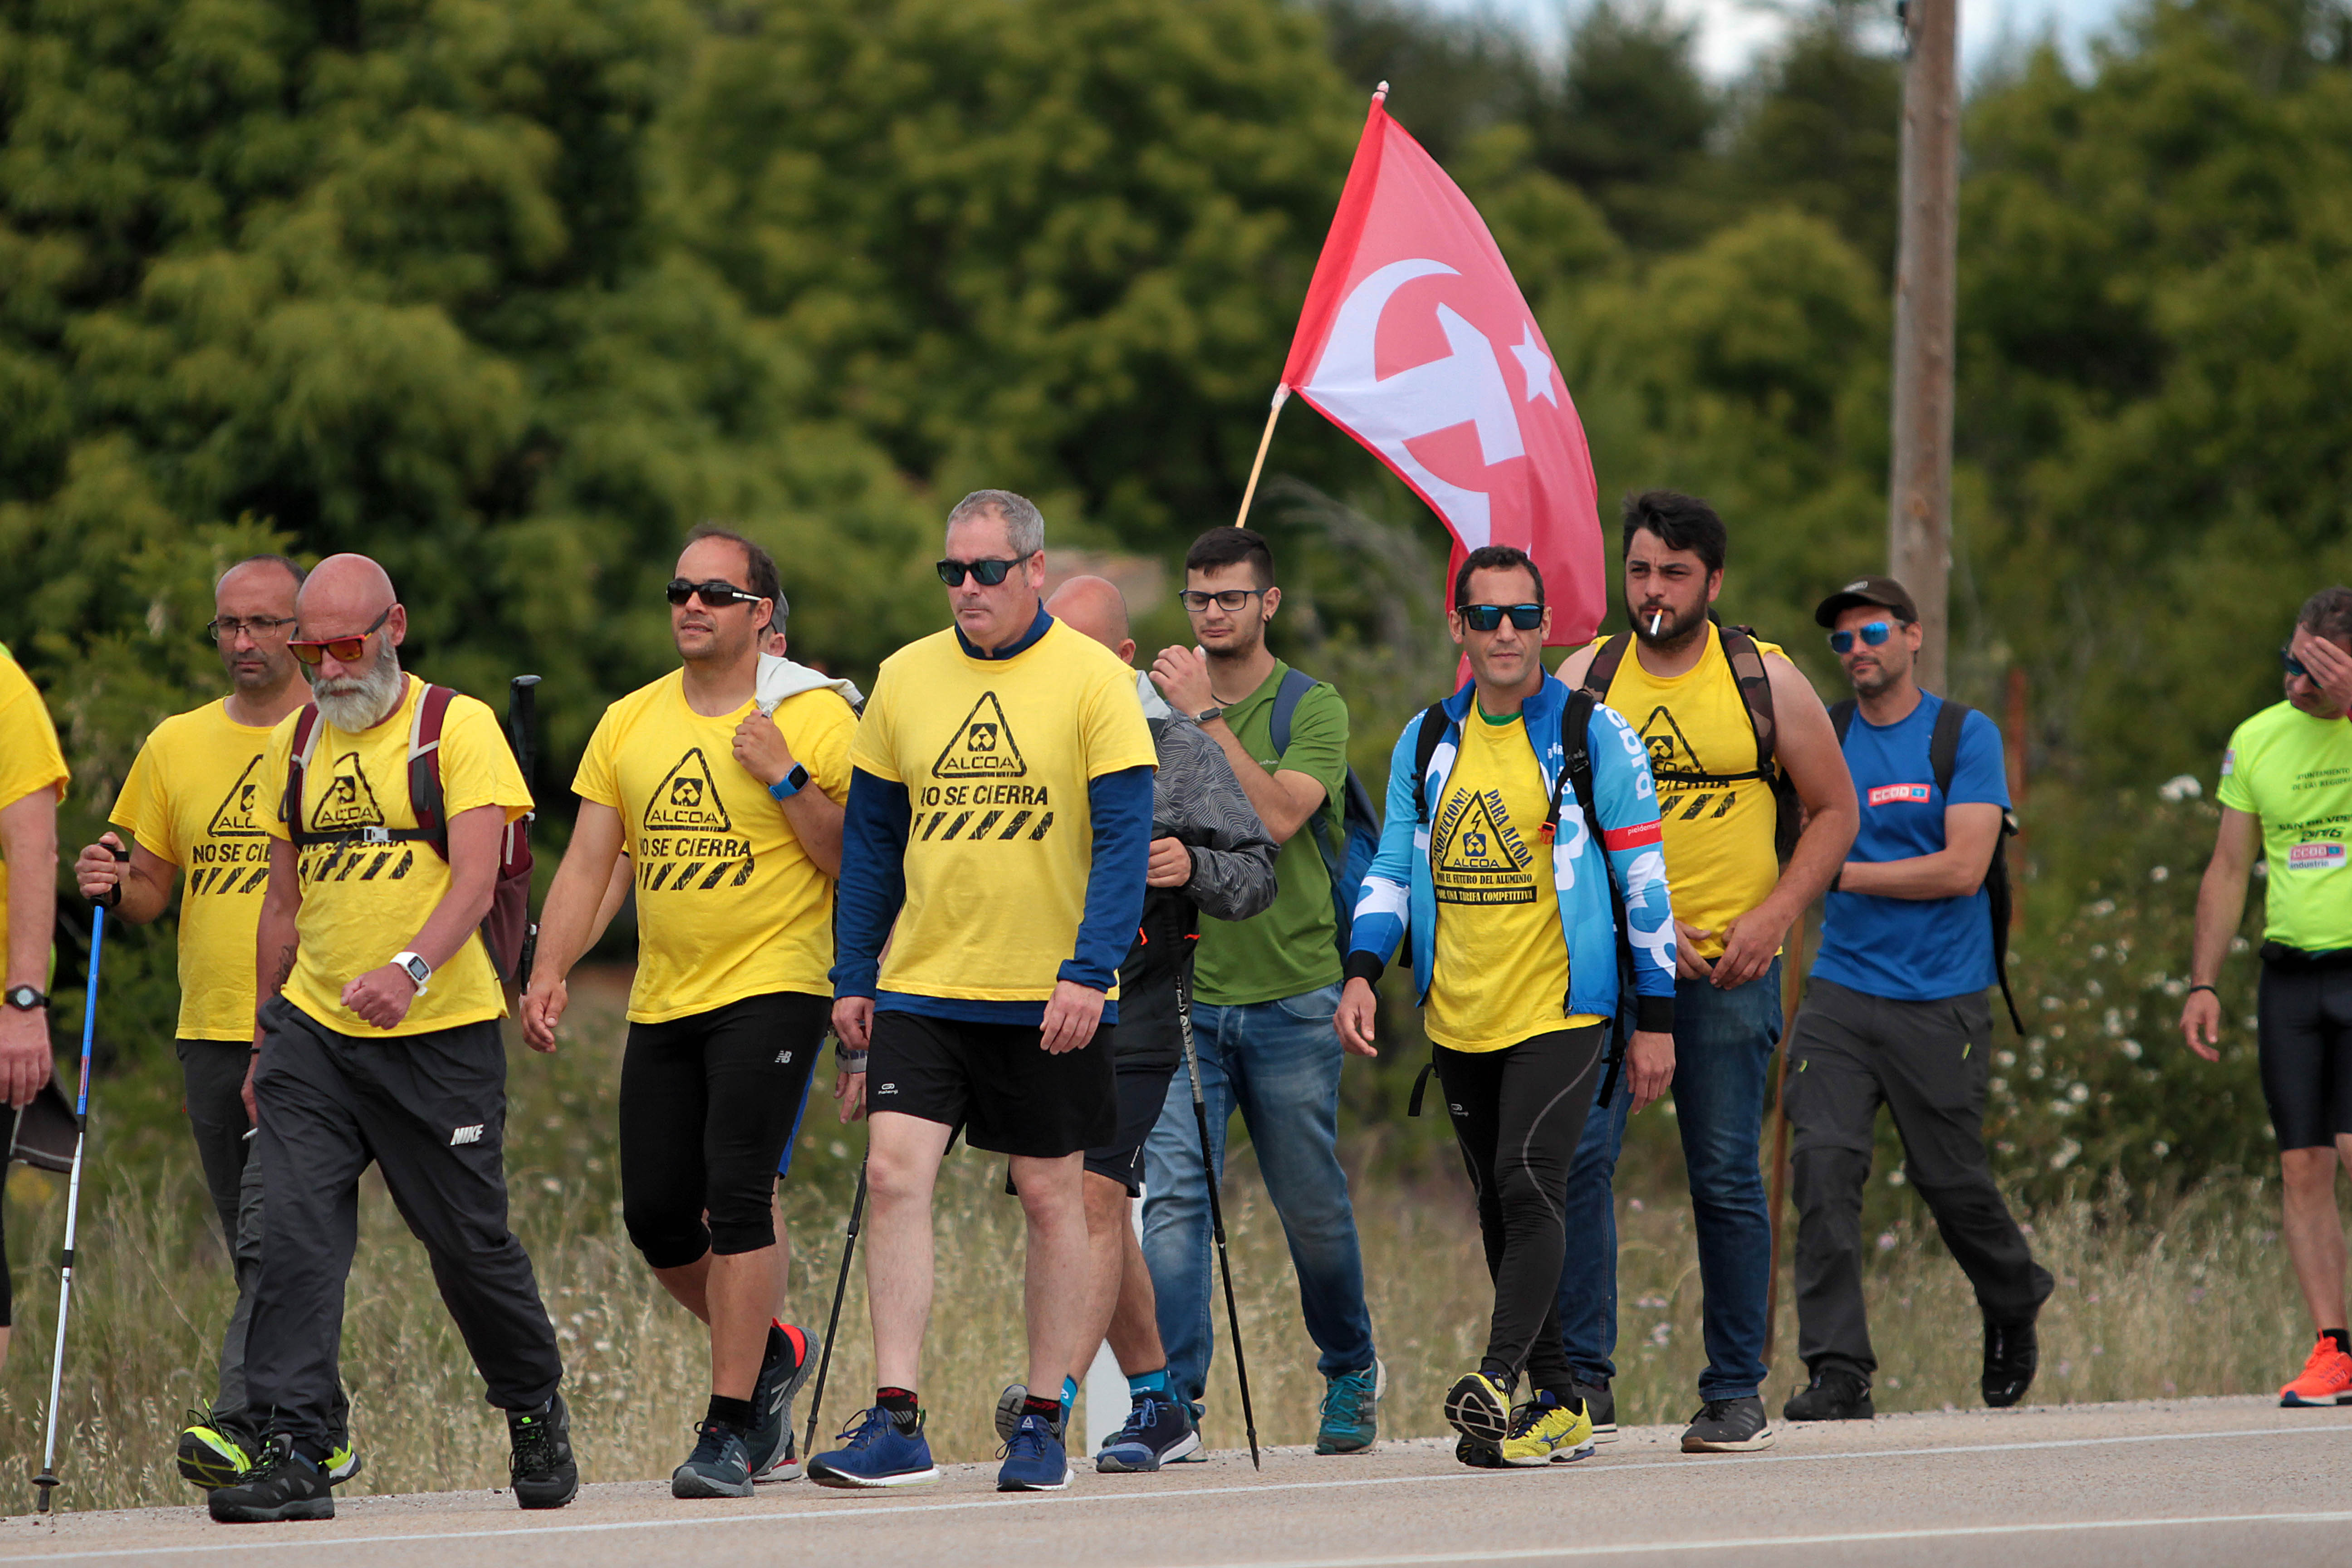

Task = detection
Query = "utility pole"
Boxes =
[1888,0,1960,694]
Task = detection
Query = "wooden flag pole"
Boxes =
[1231,384,1291,530]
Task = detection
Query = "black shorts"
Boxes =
[2257,960,2352,1151]
[867,1010,1117,1159]
[1088,1050,1183,1196]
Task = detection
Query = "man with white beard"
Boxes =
[206,554,576,1524]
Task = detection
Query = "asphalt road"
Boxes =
[6,1395,2348,1567]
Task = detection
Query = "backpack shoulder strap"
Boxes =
[1580,634,1630,701]
[1546,689,1598,842]
[283,704,325,845]
[407,684,456,847]
[1717,624,1778,776]
[1929,698,1971,796]
[1830,697,1857,744]
[1269,666,1316,757]
[1410,704,1450,823]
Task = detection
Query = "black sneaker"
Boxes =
[1783,1368,1875,1422]
[508,1392,580,1509]
[1983,1313,2039,1408]
[206,1434,333,1524]
[1681,1395,1774,1452]
[672,1419,755,1499]
[1454,1432,1507,1469]
[1573,1380,1617,1442]
[745,1322,817,1480]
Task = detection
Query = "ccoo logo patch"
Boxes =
[2288,841,2346,871]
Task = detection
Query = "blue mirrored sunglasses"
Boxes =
[1828,621,1894,655]
[2282,645,2309,678]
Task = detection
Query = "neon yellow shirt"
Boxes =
[110,700,281,1039]
[0,649,69,978]
[575,673,855,1022]
[852,621,1157,1004]
[263,676,531,1036]
[2218,700,2352,951]
[1426,707,1604,1052]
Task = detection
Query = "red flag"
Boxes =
[1281,94,1604,645]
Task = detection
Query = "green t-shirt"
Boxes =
[1191,661,1348,1005]
[2216,700,2352,951]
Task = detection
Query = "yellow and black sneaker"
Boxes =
[1498,1391,1596,1467]
[1443,1371,1512,1444]
[325,1435,363,1484]
[176,1406,260,1490]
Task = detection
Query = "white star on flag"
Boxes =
[1510,324,1558,406]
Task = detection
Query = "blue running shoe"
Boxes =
[1315,1358,1385,1455]
[1096,1388,1200,1473]
[807,1406,940,1489]
[997,1411,1072,1492]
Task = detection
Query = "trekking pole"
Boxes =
[1176,967,1259,1470]
[33,896,112,1514]
[801,1156,868,1458]
[1763,914,1808,1367]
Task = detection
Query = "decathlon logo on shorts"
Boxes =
[876,1082,897,1096]
[2288,841,2346,870]
[450,1124,485,1146]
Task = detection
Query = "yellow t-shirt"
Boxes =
[109,700,282,1039]
[0,649,69,976]
[1426,709,1604,1052]
[1595,627,1784,961]
[852,620,1158,1004]
[263,675,531,1036]
[575,673,855,1023]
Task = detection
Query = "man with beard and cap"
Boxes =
[985,575,1276,1473]
[206,554,575,1524]
[1554,491,1857,1455]
[1781,574,2050,1423]
[73,556,363,1490]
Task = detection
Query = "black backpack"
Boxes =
[1828,697,2025,1034]
[1268,666,1383,955]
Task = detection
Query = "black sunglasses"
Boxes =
[936,557,1025,588]
[666,578,763,609]
[1457,603,1544,632]
[2283,645,2310,679]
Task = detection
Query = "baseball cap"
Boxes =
[1815,574,1920,628]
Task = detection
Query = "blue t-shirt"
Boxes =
[1811,693,2009,1002]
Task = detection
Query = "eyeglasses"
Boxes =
[1178,588,1267,614]
[205,615,296,643]
[1456,603,1544,632]
[666,578,764,609]
[2283,646,2310,679]
[1828,621,1895,655]
[936,557,1027,588]
[289,608,392,667]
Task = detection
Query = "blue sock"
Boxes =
[1128,1368,1169,1396]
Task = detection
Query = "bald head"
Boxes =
[299,554,398,635]
[1046,576,1134,665]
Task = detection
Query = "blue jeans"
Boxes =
[1141,983,1376,1407]
[1555,959,1783,1402]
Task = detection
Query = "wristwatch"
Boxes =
[390,951,432,994]
[3,985,46,1013]
[769,763,810,801]
[1192,705,1225,726]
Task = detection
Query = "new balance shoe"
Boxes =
[1315,1358,1385,1454]
[2279,1334,2352,1407]
[1982,1311,2041,1408]
[1572,1380,1618,1442]
[1443,1371,1511,1444]
[177,1405,260,1490]
[1784,1367,1874,1422]
[508,1391,580,1509]
[752,1425,804,1484]
[671,1420,755,1499]
[808,1406,941,1488]
[1096,1388,1200,1473]
[1681,1395,1774,1452]
[206,1434,333,1524]
[745,1321,817,1480]
[997,1411,1072,1491]
[1499,1391,1595,1467]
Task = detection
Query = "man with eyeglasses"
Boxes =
[208,553,575,1524]
[1338,545,1676,1469]
[813,490,1156,1493]
[1780,574,2050,1425]
[1553,491,1856,1455]
[1145,524,1385,1454]
[524,525,847,1497]
[69,556,364,1491]
[2181,585,2352,1409]
[0,639,68,1372]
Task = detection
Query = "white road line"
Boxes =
[7,1421,2350,1563]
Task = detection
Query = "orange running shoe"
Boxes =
[2278,1335,2352,1406]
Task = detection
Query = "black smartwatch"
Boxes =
[4,985,48,1013]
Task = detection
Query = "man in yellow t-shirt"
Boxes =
[1337,546,1676,1468]
[524,526,849,1497]
[810,490,1156,1494]
[1553,491,1856,1455]
[71,555,359,1489]
[207,554,574,1525]
[0,644,69,1371]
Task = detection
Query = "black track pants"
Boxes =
[1436,1024,1606,1395]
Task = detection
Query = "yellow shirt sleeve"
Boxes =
[574,705,622,811]
[438,697,534,823]
[849,664,902,782]
[260,712,299,843]
[110,730,179,864]
[779,690,857,802]
[0,657,68,812]
[1078,662,1159,780]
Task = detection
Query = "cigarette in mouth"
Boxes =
[1648,611,1664,636]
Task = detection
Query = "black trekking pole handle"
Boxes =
[506,675,541,787]
[1177,968,1259,1471]
[803,1156,869,1458]
[95,840,130,910]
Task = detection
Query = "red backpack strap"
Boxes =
[282,704,324,847]
[407,684,456,856]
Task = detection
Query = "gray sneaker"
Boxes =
[1572,1380,1617,1442]
[1681,1395,1774,1453]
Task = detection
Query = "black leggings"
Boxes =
[1436,1024,1605,1396]
[619,991,827,1269]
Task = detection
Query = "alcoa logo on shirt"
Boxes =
[2288,841,2347,871]
[1868,783,1932,807]
[913,691,1057,843]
